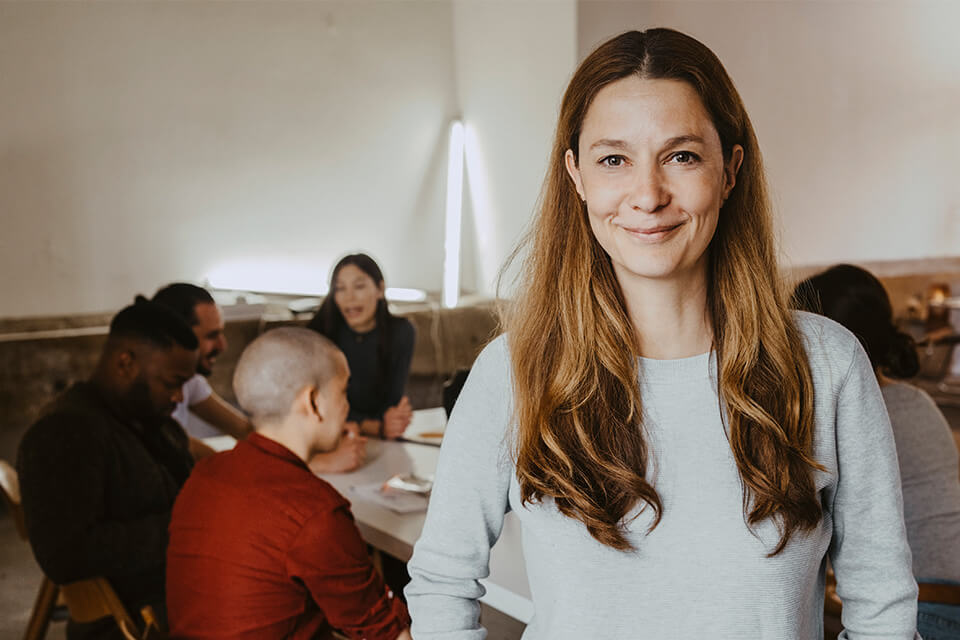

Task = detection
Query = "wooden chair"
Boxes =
[0,459,64,640]
[823,570,843,640]
[0,459,164,640]
[60,577,164,640]
[0,459,28,539]
[918,581,960,607]
[825,569,960,638]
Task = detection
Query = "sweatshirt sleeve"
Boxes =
[404,337,514,639]
[828,341,920,639]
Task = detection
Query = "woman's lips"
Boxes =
[621,222,684,242]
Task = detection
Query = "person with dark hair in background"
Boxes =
[151,283,251,441]
[307,253,415,473]
[795,264,960,638]
[17,299,200,638]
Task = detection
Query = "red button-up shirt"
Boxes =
[167,433,409,639]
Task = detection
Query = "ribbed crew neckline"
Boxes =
[636,350,716,384]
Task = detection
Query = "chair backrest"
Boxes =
[442,368,471,418]
[138,605,166,640]
[61,577,140,638]
[3,459,165,639]
[0,458,28,540]
[918,581,960,607]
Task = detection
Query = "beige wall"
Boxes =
[0,1,458,317]
[5,1,957,319]
[578,1,960,270]
[452,0,577,296]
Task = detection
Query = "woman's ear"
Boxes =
[723,144,744,201]
[564,149,586,201]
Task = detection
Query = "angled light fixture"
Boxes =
[443,120,466,308]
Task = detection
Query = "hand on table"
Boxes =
[382,396,413,440]
[309,422,367,474]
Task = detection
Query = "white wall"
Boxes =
[10,1,947,318]
[578,1,960,270]
[0,1,458,317]
[452,0,578,296]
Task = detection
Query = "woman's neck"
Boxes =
[346,318,377,334]
[617,267,713,360]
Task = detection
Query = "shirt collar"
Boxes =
[244,432,311,471]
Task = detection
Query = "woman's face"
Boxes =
[333,263,383,333]
[565,76,742,291]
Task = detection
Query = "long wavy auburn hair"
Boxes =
[506,29,822,555]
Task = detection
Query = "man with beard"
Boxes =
[151,283,251,440]
[153,283,366,473]
[17,300,199,639]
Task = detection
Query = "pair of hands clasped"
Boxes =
[309,397,413,474]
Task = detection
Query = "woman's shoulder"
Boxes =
[390,316,416,336]
[387,315,415,341]
[477,332,510,362]
[791,310,870,388]
[462,333,512,390]
[792,310,861,360]
[791,309,857,347]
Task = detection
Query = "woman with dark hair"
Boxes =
[405,29,919,637]
[795,264,960,638]
[307,253,415,441]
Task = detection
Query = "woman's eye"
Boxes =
[599,155,625,168]
[670,151,699,164]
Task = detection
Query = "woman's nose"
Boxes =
[628,164,670,213]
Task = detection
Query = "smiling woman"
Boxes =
[406,28,921,638]
[564,77,742,303]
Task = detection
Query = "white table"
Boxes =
[203,411,534,623]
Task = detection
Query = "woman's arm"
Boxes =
[829,342,920,639]
[384,319,415,409]
[359,320,416,439]
[404,337,514,638]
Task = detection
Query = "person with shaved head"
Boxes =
[166,328,411,640]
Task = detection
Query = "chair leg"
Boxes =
[23,577,59,640]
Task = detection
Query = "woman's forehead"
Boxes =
[579,76,719,149]
[336,264,374,283]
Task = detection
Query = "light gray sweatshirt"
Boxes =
[881,382,960,582]
[406,312,919,639]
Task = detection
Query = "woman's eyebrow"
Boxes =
[588,134,706,152]
[663,134,706,147]
[589,138,630,151]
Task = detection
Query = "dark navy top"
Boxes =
[335,318,415,422]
